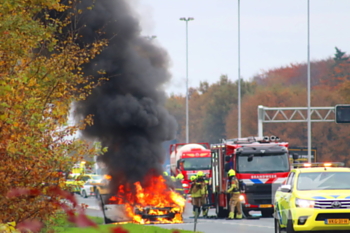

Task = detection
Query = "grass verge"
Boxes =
[43,212,199,233]
[62,223,197,233]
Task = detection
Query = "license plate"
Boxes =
[325,219,349,224]
[259,204,272,208]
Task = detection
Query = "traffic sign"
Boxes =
[335,104,350,123]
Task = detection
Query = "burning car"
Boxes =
[99,175,185,224]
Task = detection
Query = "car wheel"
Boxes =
[286,212,295,233]
[274,217,282,233]
[82,190,87,198]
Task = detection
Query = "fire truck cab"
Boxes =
[169,143,211,194]
[210,136,297,218]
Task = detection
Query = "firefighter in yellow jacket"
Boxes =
[189,174,204,217]
[197,171,209,217]
[174,173,185,197]
[227,169,242,219]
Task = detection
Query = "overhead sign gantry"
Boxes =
[257,105,337,137]
[257,104,350,163]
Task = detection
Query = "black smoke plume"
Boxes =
[73,0,177,194]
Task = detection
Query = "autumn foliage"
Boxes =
[166,48,350,165]
[0,0,107,227]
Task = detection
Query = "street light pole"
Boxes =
[238,0,241,138]
[180,17,194,143]
[307,0,311,163]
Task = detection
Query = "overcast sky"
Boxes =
[133,0,350,95]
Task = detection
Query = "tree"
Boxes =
[187,88,207,142]
[166,75,256,143]
[227,84,309,140]
[253,60,332,88]
[321,47,350,88]
[167,55,350,165]
[226,81,350,164]
[198,81,209,94]
[339,80,350,102]
[201,75,236,143]
[334,47,349,62]
[0,0,106,224]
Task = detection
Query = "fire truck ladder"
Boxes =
[257,105,335,137]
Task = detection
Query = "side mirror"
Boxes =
[248,154,254,162]
[292,153,299,161]
[225,156,231,162]
[280,184,292,193]
[177,159,183,168]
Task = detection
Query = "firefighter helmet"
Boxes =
[190,176,197,181]
[228,169,236,177]
[197,171,204,177]
[176,174,184,180]
[163,171,169,176]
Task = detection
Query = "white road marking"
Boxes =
[200,219,273,228]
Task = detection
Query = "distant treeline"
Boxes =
[166,47,350,165]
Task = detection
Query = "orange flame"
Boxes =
[108,175,185,224]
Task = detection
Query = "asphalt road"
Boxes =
[77,195,274,233]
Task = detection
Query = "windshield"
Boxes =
[183,157,211,171]
[236,153,289,173]
[297,172,350,190]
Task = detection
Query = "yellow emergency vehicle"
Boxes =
[66,173,99,194]
[274,162,350,232]
[65,161,88,193]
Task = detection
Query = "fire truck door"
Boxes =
[211,149,219,193]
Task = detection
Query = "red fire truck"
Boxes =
[169,143,211,194]
[210,136,298,218]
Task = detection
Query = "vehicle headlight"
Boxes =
[295,198,315,208]
[182,183,189,188]
[239,194,245,203]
